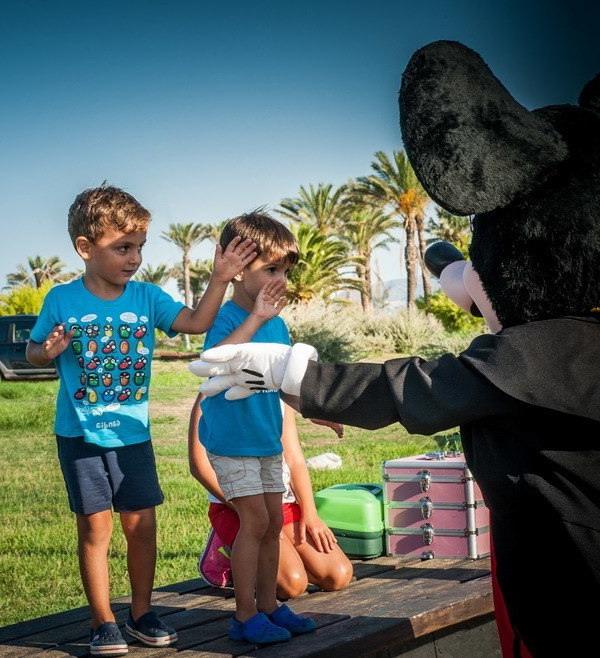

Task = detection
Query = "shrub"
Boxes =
[0,281,53,316]
[283,299,483,363]
[283,300,366,362]
[417,290,486,333]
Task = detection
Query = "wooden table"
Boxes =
[0,557,500,657]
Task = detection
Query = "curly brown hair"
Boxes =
[68,185,151,247]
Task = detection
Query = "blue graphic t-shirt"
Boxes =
[31,278,185,447]
[199,301,291,457]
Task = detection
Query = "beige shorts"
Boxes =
[207,452,285,501]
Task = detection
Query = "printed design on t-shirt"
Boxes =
[68,311,150,413]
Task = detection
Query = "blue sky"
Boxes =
[1,0,598,295]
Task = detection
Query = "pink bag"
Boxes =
[197,528,233,588]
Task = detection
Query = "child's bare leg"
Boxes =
[230,494,269,621]
[277,531,309,599]
[256,493,283,614]
[120,507,156,621]
[76,510,114,627]
[283,521,353,591]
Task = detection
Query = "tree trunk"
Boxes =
[182,252,191,350]
[405,218,418,309]
[359,254,372,313]
[416,215,432,298]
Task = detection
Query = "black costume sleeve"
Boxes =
[299,353,520,434]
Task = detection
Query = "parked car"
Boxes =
[0,315,57,380]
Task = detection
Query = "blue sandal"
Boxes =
[269,604,317,635]
[229,612,291,644]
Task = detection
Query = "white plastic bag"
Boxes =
[306,452,342,470]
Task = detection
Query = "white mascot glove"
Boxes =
[188,342,318,400]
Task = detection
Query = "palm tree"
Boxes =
[161,223,208,306]
[172,259,213,307]
[278,183,348,235]
[428,208,472,257]
[202,220,229,245]
[6,255,70,289]
[136,263,171,286]
[161,223,208,348]
[287,223,360,303]
[354,151,431,308]
[342,207,399,312]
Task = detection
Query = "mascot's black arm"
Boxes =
[296,354,519,434]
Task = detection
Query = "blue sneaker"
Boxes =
[125,610,178,647]
[89,622,128,656]
[229,612,291,644]
[269,604,317,635]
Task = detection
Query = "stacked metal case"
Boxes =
[383,453,490,560]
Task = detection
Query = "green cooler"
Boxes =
[314,483,384,558]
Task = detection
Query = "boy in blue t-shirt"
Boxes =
[27,185,256,657]
[198,212,316,645]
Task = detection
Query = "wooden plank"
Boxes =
[138,612,351,658]
[0,580,210,644]
[37,614,235,658]
[351,557,403,581]
[1,588,235,657]
[246,616,421,658]
[240,569,492,657]
[0,557,493,658]
[409,576,493,637]
[36,611,349,658]
[0,605,129,644]
[155,577,210,594]
[155,569,488,658]
[113,579,215,604]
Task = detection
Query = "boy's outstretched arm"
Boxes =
[172,237,257,335]
[194,342,521,433]
[26,324,74,366]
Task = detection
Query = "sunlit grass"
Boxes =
[0,360,437,626]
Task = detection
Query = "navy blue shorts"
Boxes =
[56,436,164,515]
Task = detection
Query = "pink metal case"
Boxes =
[383,453,490,560]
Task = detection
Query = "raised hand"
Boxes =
[212,236,257,284]
[42,324,74,360]
[252,280,288,320]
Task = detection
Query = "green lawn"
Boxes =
[0,361,437,627]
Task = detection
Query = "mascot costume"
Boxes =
[191,41,600,656]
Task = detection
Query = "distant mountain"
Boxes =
[334,277,440,309]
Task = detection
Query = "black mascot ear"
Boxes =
[400,40,568,215]
[579,74,600,114]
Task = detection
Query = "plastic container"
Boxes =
[314,483,384,558]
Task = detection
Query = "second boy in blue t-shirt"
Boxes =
[199,212,316,644]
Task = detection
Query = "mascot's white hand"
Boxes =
[188,342,318,400]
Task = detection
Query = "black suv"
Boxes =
[0,315,57,380]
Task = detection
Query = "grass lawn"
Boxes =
[0,361,438,627]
